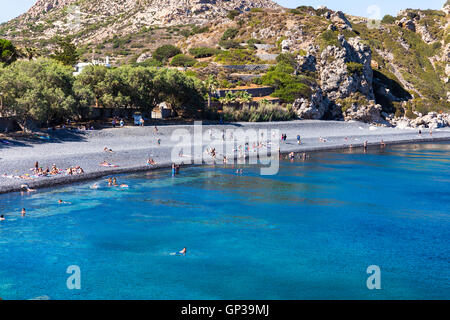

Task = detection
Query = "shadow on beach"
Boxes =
[0,129,88,149]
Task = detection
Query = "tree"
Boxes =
[170,54,197,67]
[73,65,108,107]
[51,38,79,66]
[153,68,206,116]
[261,62,312,103]
[152,45,181,63]
[219,91,236,107]
[203,75,219,109]
[235,91,253,108]
[0,39,18,66]
[0,58,77,131]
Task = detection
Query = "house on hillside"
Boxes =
[73,56,111,76]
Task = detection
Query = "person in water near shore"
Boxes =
[113,178,118,186]
[364,141,368,149]
[91,183,99,189]
[21,208,26,217]
[108,177,113,186]
[21,184,36,193]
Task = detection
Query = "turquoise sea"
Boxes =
[0,143,449,300]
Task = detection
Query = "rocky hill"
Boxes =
[176,4,449,125]
[0,1,449,126]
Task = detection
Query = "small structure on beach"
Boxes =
[152,102,173,119]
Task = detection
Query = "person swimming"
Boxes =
[91,183,99,189]
[179,248,186,255]
[0,215,5,221]
[58,200,71,204]
[21,208,26,217]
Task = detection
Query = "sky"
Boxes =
[0,0,447,23]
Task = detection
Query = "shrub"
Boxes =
[276,53,297,68]
[223,103,296,122]
[152,45,182,62]
[221,28,239,41]
[346,62,364,75]
[218,39,242,49]
[188,47,221,58]
[381,15,396,24]
[215,49,262,65]
[261,62,314,103]
[319,30,341,50]
[227,10,240,20]
[170,54,197,67]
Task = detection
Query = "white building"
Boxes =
[73,56,111,76]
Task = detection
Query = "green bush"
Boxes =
[170,54,197,67]
[218,39,242,49]
[215,49,262,65]
[381,15,396,24]
[346,62,364,76]
[188,47,221,58]
[261,62,314,103]
[276,53,297,68]
[152,45,182,62]
[221,28,239,41]
[318,30,341,50]
[223,103,296,122]
[227,10,240,20]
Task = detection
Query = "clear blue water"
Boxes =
[0,143,449,300]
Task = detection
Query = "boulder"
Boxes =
[342,102,384,123]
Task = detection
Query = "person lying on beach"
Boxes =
[147,158,157,165]
[100,161,118,167]
[58,200,71,204]
[103,147,114,153]
[319,137,327,143]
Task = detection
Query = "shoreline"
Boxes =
[1,120,450,194]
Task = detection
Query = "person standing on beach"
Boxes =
[297,135,301,145]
